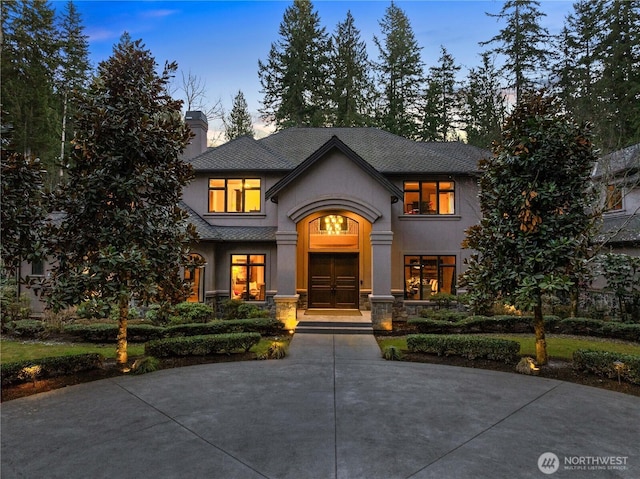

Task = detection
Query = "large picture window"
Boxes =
[404,181,455,215]
[209,178,261,213]
[404,255,456,299]
[231,254,266,301]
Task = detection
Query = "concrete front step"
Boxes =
[295,320,373,335]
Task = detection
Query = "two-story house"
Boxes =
[180,112,488,330]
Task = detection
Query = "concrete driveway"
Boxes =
[2,315,639,479]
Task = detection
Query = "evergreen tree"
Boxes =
[46,35,199,366]
[224,90,255,140]
[462,91,598,365]
[57,0,91,175]
[373,1,424,139]
[1,0,60,179]
[481,0,551,102]
[462,52,506,149]
[419,46,461,141]
[258,0,330,128]
[550,1,603,128]
[595,0,640,150]
[329,10,375,127]
[0,150,46,278]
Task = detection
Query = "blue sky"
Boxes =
[60,0,575,142]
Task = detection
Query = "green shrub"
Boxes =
[170,302,214,324]
[145,333,261,358]
[408,315,561,335]
[382,345,403,361]
[63,323,165,342]
[1,353,104,387]
[5,319,45,338]
[407,334,520,363]
[165,318,283,338]
[419,309,470,322]
[220,299,269,320]
[573,350,640,385]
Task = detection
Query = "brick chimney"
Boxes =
[182,111,208,160]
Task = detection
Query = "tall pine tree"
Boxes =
[420,46,461,141]
[462,52,506,149]
[373,1,424,139]
[224,90,255,140]
[481,0,551,102]
[1,0,60,178]
[329,10,375,127]
[57,0,91,175]
[258,0,330,128]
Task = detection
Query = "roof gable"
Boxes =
[264,135,403,202]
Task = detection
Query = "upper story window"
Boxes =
[404,181,455,215]
[209,178,261,213]
[605,184,623,212]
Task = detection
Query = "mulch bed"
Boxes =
[1,352,256,402]
[399,351,640,397]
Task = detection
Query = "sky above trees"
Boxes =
[72,0,575,142]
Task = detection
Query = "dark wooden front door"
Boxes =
[308,253,359,309]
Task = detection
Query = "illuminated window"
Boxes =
[404,181,455,215]
[231,254,266,301]
[309,215,359,248]
[605,184,623,211]
[404,255,456,299]
[208,178,261,213]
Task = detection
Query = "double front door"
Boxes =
[308,253,359,309]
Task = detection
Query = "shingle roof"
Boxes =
[596,214,640,246]
[180,201,277,242]
[190,127,488,174]
[189,135,293,171]
[593,143,640,178]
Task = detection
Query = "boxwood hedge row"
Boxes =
[1,353,104,387]
[63,319,283,343]
[145,332,261,358]
[407,316,640,341]
[573,350,640,385]
[407,334,520,363]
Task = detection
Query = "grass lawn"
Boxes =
[377,334,640,361]
[0,337,286,364]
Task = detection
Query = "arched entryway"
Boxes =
[296,211,371,310]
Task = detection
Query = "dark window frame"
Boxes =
[403,180,455,215]
[208,178,261,213]
[404,255,456,300]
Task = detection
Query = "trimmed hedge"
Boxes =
[418,310,470,322]
[4,320,45,338]
[63,319,283,343]
[145,332,261,358]
[63,323,165,342]
[407,315,640,341]
[573,350,640,385]
[165,319,283,338]
[407,334,520,363]
[1,353,104,387]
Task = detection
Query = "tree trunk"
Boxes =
[569,287,579,318]
[533,296,548,365]
[116,296,128,367]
